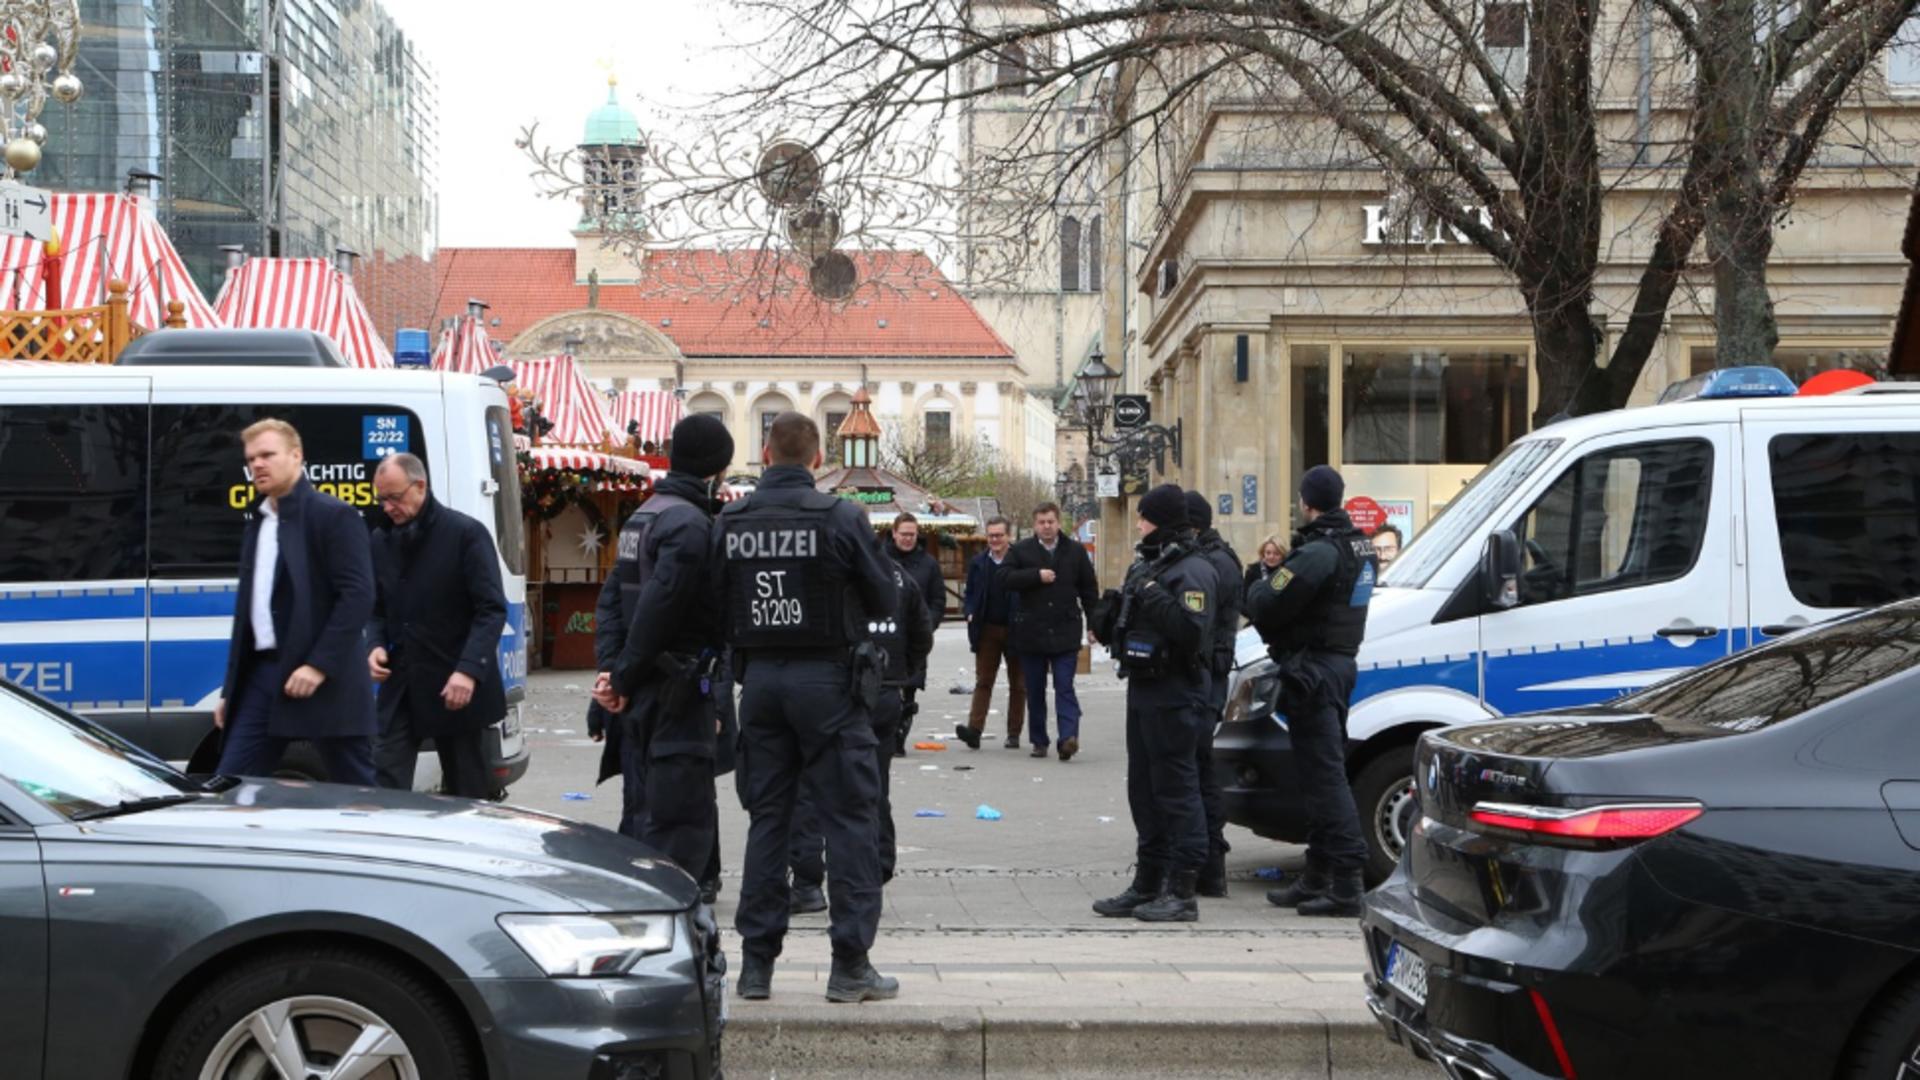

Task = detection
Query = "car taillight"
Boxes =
[1470,801,1703,843]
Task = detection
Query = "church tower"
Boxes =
[574,75,647,284]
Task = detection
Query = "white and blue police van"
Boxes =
[1219,366,1920,881]
[0,333,530,790]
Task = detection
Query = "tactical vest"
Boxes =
[1197,535,1242,673]
[870,562,912,687]
[613,492,693,625]
[1279,527,1375,657]
[719,487,854,652]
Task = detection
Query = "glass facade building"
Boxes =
[37,0,437,337]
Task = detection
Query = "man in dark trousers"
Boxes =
[592,414,735,892]
[719,411,900,1004]
[1001,503,1099,760]
[1246,465,1377,917]
[789,539,934,907]
[885,512,945,756]
[214,418,377,784]
[1183,491,1243,897]
[367,452,507,798]
[1090,485,1217,923]
[955,517,1024,749]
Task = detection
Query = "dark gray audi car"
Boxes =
[0,679,724,1079]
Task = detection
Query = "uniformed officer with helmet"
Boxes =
[1183,490,1243,898]
[1090,484,1218,923]
[719,411,901,1003]
[1245,465,1376,917]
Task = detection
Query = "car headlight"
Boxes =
[1223,656,1280,727]
[498,913,677,977]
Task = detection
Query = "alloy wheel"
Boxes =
[1374,777,1418,863]
[198,995,419,1080]
[1898,1037,1920,1079]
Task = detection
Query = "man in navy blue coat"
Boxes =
[214,418,378,785]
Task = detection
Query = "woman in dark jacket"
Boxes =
[1001,504,1099,760]
[1244,535,1289,591]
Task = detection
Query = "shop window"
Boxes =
[1342,348,1528,466]
[1290,345,1331,530]
[1512,439,1714,606]
[1769,432,1920,609]
[1690,345,1889,385]
[0,404,147,583]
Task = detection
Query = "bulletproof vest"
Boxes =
[1116,546,1208,679]
[1197,535,1242,670]
[719,487,854,651]
[870,562,912,686]
[1280,526,1375,657]
[613,492,694,625]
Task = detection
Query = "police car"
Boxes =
[0,337,530,791]
[1218,366,1920,882]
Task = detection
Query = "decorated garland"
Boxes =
[519,450,613,525]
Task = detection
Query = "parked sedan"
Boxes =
[1363,600,1920,1080]
[0,680,723,1079]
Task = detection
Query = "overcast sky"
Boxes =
[380,0,743,249]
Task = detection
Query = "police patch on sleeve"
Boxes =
[1183,590,1207,613]
[1270,568,1294,591]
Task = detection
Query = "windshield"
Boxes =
[0,684,200,818]
[1383,437,1563,588]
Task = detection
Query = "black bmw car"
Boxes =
[0,679,724,1079]
[1364,600,1920,1080]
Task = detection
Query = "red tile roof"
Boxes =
[432,247,1015,360]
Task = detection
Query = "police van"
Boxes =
[1219,367,1920,881]
[0,350,530,790]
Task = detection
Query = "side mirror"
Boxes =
[1480,529,1523,611]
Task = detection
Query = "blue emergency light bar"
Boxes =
[1657,365,1798,404]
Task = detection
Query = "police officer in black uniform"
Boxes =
[789,540,934,898]
[719,411,901,1003]
[591,414,735,891]
[1090,484,1217,923]
[1183,491,1242,898]
[1245,465,1376,917]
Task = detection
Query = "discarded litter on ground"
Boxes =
[561,792,592,801]
[975,804,1003,821]
[912,741,948,751]
[914,809,947,818]
[1254,867,1286,881]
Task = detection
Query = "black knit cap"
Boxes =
[1137,483,1189,530]
[669,413,735,478]
[1183,490,1213,530]
[1300,464,1345,513]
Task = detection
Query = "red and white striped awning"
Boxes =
[510,354,617,447]
[432,314,498,375]
[524,446,649,476]
[0,193,218,327]
[608,389,685,445]
[213,257,393,369]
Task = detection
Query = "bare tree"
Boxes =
[991,468,1063,528]
[520,0,1920,415]
[880,427,996,493]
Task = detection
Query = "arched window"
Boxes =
[1086,215,1104,292]
[687,391,728,424]
[1059,215,1081,292]
[752,391,795,461]
[816,390,854,463]
[994,43,1028,93]
[923,401,954,452]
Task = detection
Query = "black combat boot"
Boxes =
[894,718,910,757]
[1133,868,1200,923]
[1265,867,1330,908]
[1092,863,1164,917]
[736,952,774,1000]
[789,882,827,915]
[1296,869,1365,918]
[826,954,900,1003]
[1197,841,1230,898]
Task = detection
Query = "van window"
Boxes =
[1383,437,1561,588]
[485,406,526,576]
[0,404,147,583]
[1769,432,1920,608]
[151,404,426,576]
[1513,438,1713,605]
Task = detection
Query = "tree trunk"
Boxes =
[1532,299,1604,424]
[1698,0,1781,368]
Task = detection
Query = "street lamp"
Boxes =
[1078,349,1121,436]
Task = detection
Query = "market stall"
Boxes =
[433,309,499,374]
[213,256,394,368]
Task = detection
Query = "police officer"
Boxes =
[789,540,934,901]
[719,411,901,1003]
[1245,465,1376,917]
[591,414,735,891]
[1090,484,1217,923]
[1183,491,1242,898]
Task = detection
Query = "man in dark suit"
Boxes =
[214,418,377,784]
[885,511,945,756]
[367,452,508,798]
[955,516,1024,749]
[1001,503,1099,760]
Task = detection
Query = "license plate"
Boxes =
[500,709,520,739]
[1384,942,1429,1006]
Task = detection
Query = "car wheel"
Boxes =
[153,947,475,1080]
[273,740,329,783]
[1353,752,1417,887]
[1842,975,1920,1079]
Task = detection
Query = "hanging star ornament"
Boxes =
[578,523,606,560]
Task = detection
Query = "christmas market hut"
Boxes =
[212,252,394,368]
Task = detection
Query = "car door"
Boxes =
[1480,424,1737,713]
[0,814,48,1078]
[1741,408,1920,647]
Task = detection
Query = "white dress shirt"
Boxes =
[250,498,281,651]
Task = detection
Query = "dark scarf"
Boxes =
[653,469,723,513]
